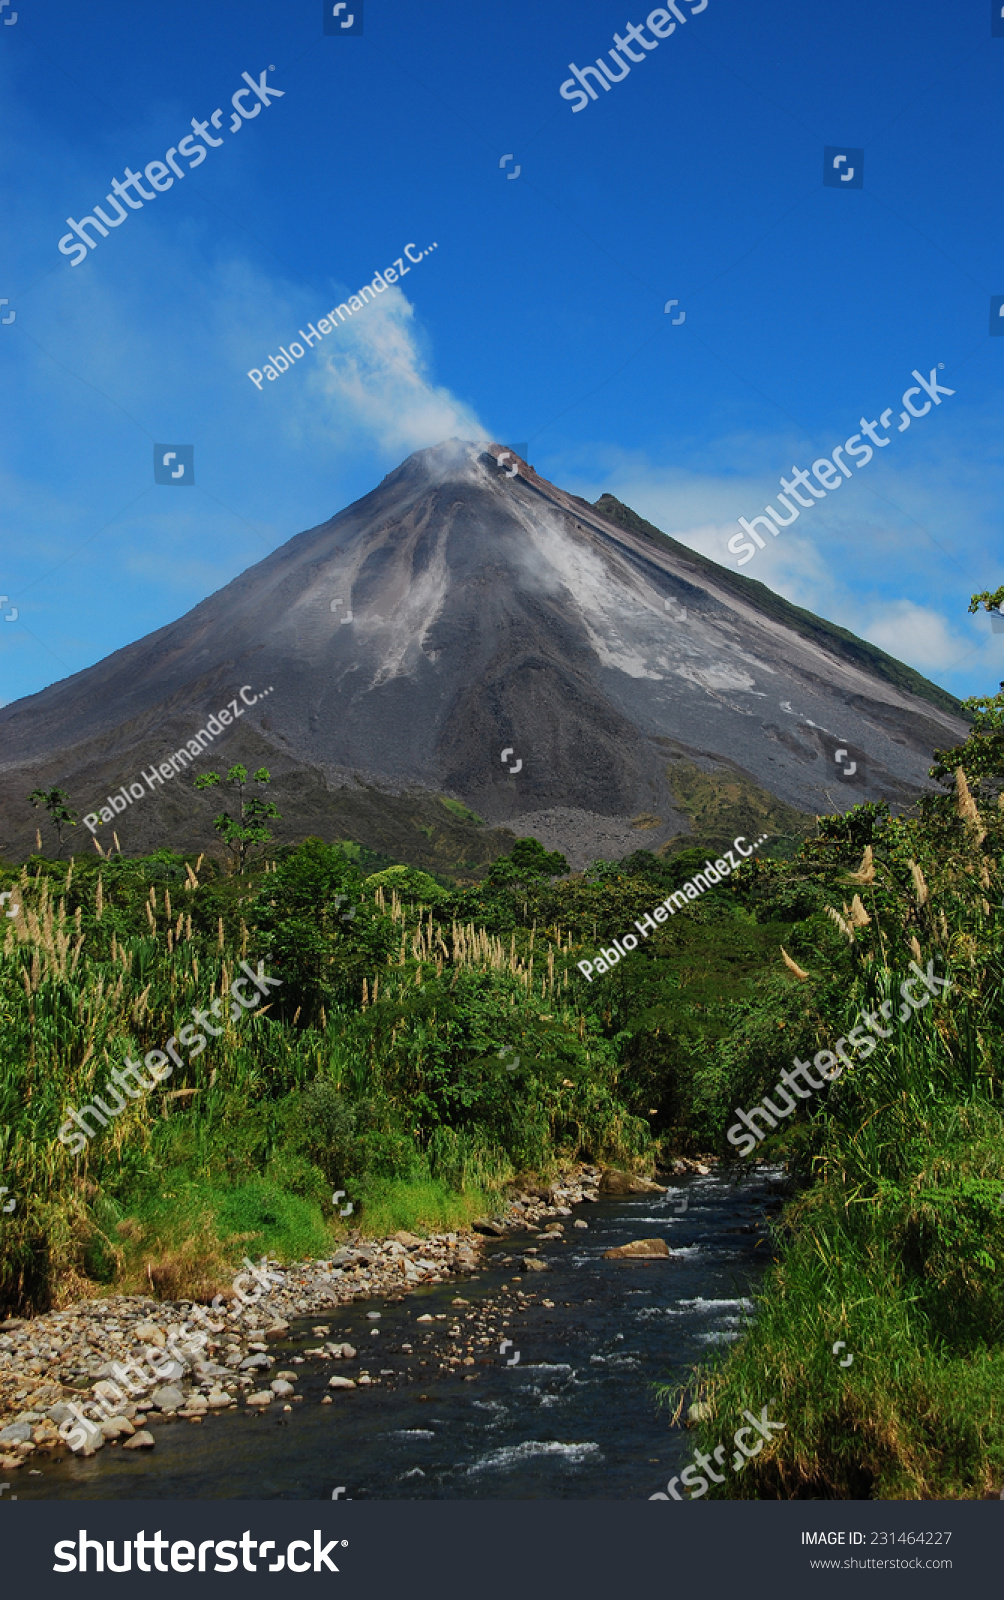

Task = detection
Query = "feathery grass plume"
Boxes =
[846,845,875,885]
[35,828,42,853]
[847,894,871,928]
[955,767,987,844]
[939,910,949,941]
[145,901,156,935]
[91,836,105,857]
[780,946,810,980]
[95,875,103,921]
[826,905,855,943]
[908,860,928,908]
[909,935,923,964]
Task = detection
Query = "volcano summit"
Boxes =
[0,440,966,866]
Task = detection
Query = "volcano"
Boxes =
[0,440,967,867]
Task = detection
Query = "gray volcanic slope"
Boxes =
[0,439,967,864]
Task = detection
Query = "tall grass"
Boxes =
[0,847,648,1312]
[661,776,1004,1498]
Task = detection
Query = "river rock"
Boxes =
[328,1376,356,1390]
[239,1353,271,1370]
[270,1380,294,1397]
[207,1391,232,1408]
[599,1169,667,1196]
[133,1322,166,1347]
[471,1218,506,1236]
[100,1416,135,1439]
[71,1421,105,1456]
[246,1391,273,1408]
[0,1421,32,1444]
[574,1219,589,1228]
[521,1257,547,1272]
[603,1238,672,1259]
[122,1430,155,1449]
[150,1385,185,1412]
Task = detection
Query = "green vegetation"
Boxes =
[657,622,1004,1500]
[1,591,999,1498]
[194,763,280,871]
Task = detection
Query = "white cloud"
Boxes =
[852,599,968,673]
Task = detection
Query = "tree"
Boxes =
[968,584,1004,617]
[929,586,1004,801]
[27,786,77,858]
[484,836,570,891]
[194,764,280,872]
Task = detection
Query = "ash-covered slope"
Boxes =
[0,440,967,864]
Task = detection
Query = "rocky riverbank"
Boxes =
[0,1160,708,1478]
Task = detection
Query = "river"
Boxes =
[16,1164,782,1501]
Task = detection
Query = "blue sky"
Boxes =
[1,0,1002,709]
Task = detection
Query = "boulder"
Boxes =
[599,1169,667,1196]
[602,1238,672,1259]
[471,1218,506,1237]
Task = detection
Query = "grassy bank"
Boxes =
[658,710,1004,1496]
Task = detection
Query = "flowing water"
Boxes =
[18,1166,783,1501]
